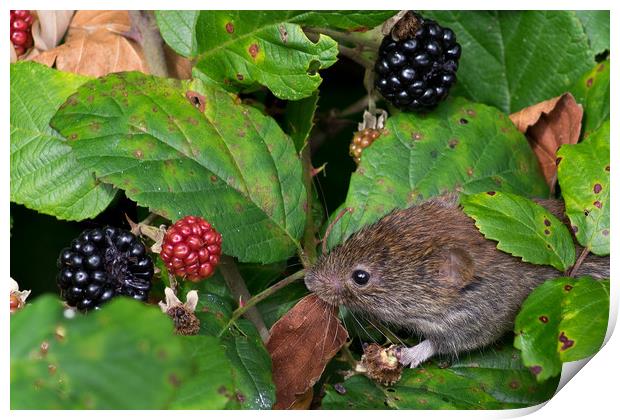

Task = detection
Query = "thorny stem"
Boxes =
[568,247,590,277]
[128,11,169,77]
[219,255,270,343]
[218,269,307,338]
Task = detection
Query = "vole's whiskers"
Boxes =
[349,310,377,344]
[361,314,406,347]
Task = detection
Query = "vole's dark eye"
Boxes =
[352,269,370,285]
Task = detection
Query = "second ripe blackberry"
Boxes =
[375,12,461,112]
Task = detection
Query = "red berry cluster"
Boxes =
[160,216,222,282]
[10,10,34,56]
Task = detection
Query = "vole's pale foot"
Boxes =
[395,340,436,368]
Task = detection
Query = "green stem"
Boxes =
[218,269,306,338]
[300,143,318,268]
[306,27,380,49]
[337,45,374,69]
[219,255,270,343]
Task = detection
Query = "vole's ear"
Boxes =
[437,247,475,288]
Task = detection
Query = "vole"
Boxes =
[305,194,609,368]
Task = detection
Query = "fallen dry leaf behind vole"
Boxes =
[266,293,348,409]
[509,93,583,190]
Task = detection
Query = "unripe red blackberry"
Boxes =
[350,128,382,164]
[160,216,222,282]
[56,226,154,311]
[375,11,461,111]
[10,10,34,56]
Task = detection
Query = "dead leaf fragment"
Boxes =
[509,93,583,190]
[266,293,348,410]
[31,10,148,77]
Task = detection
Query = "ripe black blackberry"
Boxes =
[375,11,461,111]
[57,226,154,311]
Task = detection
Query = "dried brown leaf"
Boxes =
[509,93,583,189]
[31,10,148,77]
[266,293,348,410]
[32,10,74,51]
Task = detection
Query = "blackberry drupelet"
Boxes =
[374,11,461,111]
[56,226,154,311]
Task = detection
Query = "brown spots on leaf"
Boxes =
[152,107,158,113]
[544,229,550,235]
[48,364,57,375]
[602,229,609,236]
[509,379,520,389]
[539,315,549,323]
[544,218,551,227]
[571,225,579,233]
[69,133,78,140]
[564,284,573,292]
[530,366,542,375]
[466,109,476,117]
[185,91,206,113]
[593,183,602,194]
[459,118,468,125]
[234,202,243,212]
[187,117,199,126]
[40,341,49,355]
[237,129,246,137]
[593,200,602,209]
[210,175,218,183]
[168,373,180,387]
[89,122,101,132]
[218,385,228,395]
[87,95,95,103]
[500,126,510,133]
[225,22,234,33]
[586,78,594,87]
[278,24,288,43]
[486,191,496,196]
[236,73,244,81]
[559,331,575,350]
[248,43,259,59]
[350,26,369,32]
[605,165,610,172]
[236,392,246,403]
[448,138,459,149]
[412,132,423,141]
[584,209,590,217]
[134,149,144,159]
[466,167,474,177]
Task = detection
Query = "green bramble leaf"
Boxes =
[51,72,306,264]
[570,60,609,136]
[425,11,594,113]
[557,120,610,255]
[326,97,548,250]
[461,191,576,271]
[514,277,609,381]
[155,11,393,100]
[574,11,610,56]
[10,62,116,221]
[323,342,558,409]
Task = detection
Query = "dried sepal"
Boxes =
[358,343,403,386]
[158,287,200,335]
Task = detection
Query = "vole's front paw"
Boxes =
[394,340,436,368]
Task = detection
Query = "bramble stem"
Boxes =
[218,269,306,338]
[568,247,590,277]
[306,27,380,49]
[219,256,270,343]
[337,45,374,69]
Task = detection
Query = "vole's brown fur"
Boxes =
[305,194,609,363]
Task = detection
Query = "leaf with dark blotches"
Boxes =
[50,72,306,264]
[461,191,575,271]
[266,293,348,409]
[509,93,583,190]
[323,339,559,409]
[570,60,610,137]
[514,277,609,382]
[325,97,548,251]
[557,120,610,256]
